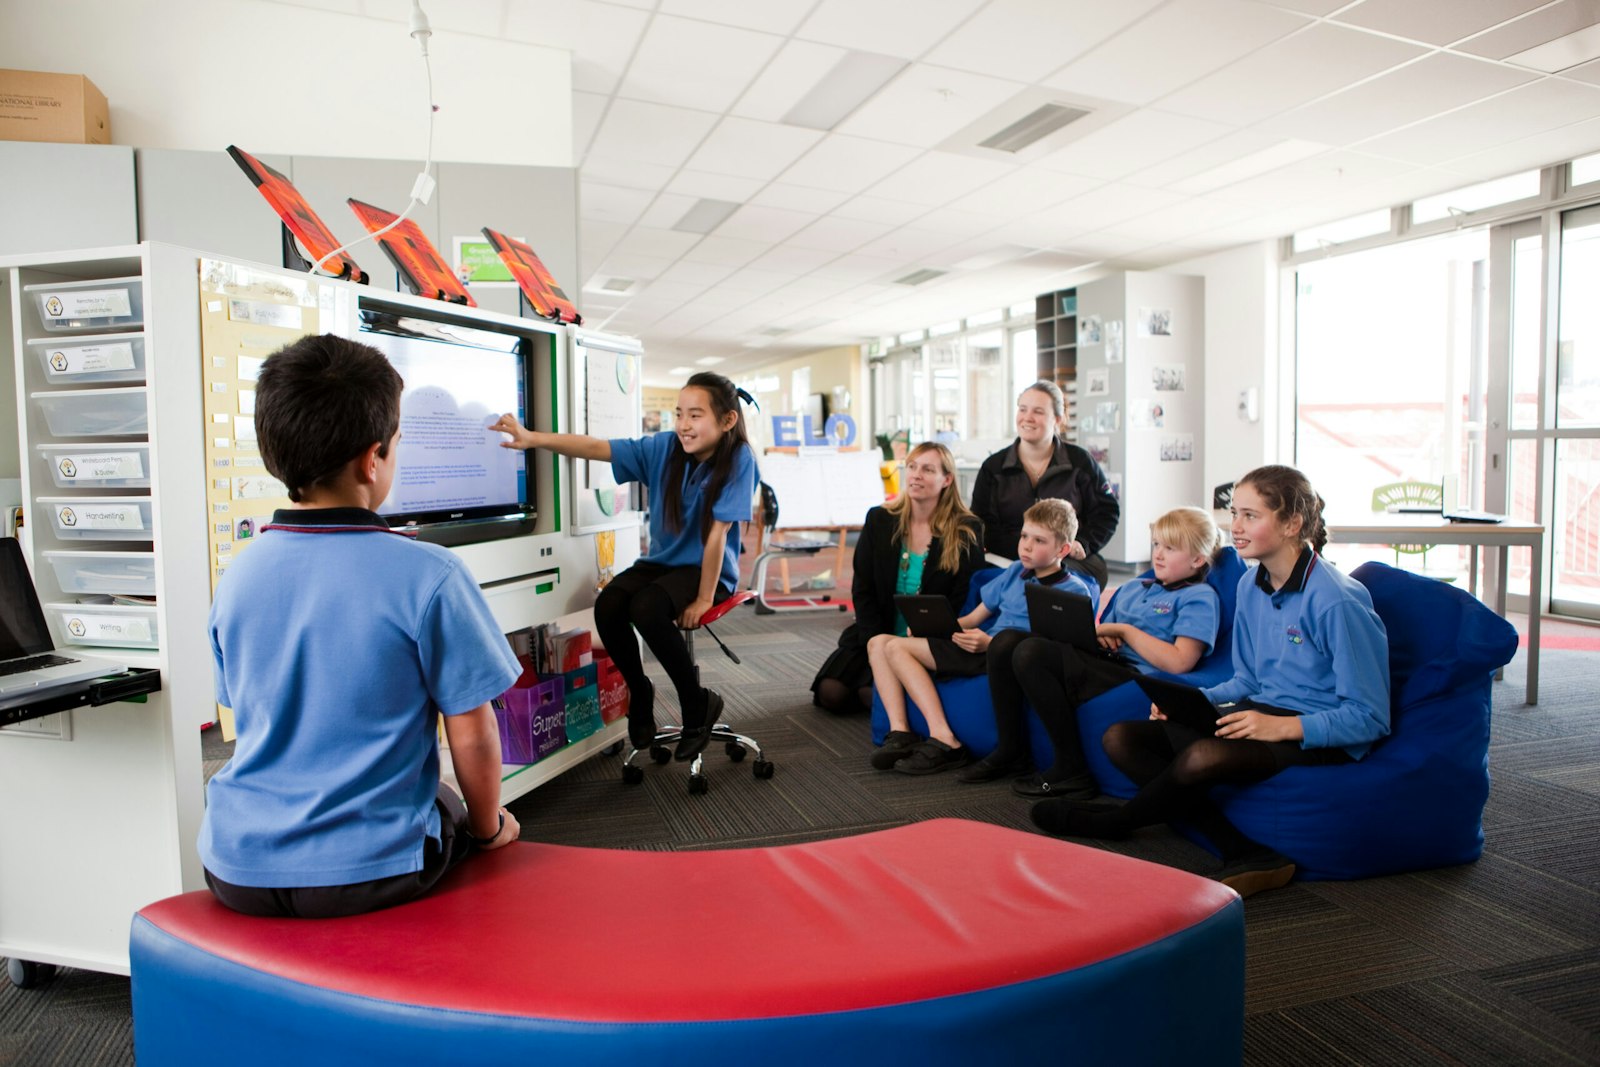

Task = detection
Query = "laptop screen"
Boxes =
[0,539,54,659]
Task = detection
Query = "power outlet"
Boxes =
[0,710,72,741]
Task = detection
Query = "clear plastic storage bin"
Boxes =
[27,332,146,383]
[35,443,152,489]
[31,387,149,436]
[43,550,157,596]
[38,496,155,541]
[24,276,144,332]
[45,602,160,649]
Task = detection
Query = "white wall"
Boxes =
[1171,241,1282,497]
[0,0,572,167]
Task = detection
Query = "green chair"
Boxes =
[1370,481,1455,580]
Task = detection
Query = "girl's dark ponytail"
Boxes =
[1237,464,1326,553]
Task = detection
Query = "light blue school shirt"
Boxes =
[610,433,756,592]
[199,508,521,888]
[1104,578,1221,674]
[1204,550,1391,759]
[980,560,1093,633]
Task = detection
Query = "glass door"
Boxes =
[1485,219,1542,611]
[1550,204,1600,617]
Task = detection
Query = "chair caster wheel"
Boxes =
[6,958,55,989]
[753,760,775,780]
[649,745,672,764]
[688,774,709,795]
[622,764,645,785]
[725,742,747,762]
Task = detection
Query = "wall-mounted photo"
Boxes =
[1152,364,1186,391]
[1084,367,1110,397]
[1137,307,1173,337]
[1159,433,1194,462]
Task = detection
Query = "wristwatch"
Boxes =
[468,811,504,846]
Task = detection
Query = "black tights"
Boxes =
[814,678,873,714]
[987,636,1139,776]
[592,562,723,727]
[1091,720,1289,862]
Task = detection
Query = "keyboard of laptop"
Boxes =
[0,653,79,677]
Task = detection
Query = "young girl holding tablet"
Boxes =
[492,372,757,763]
[1031,466,1391,898]
[957,506,1221,799]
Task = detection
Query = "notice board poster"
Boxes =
[568,330,643,534]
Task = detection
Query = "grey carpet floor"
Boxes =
[5,606,1597,1066]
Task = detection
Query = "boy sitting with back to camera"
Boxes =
[198,334,523,919]
[870,498,1094,775]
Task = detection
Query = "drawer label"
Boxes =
[43,288,133,320]
[63,612,152,644]
[56,502,145,531]
[45,341,136,376]
[54,451,145,481]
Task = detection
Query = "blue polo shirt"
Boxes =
[980,561,1093,633]
[610,433,756,592]
[199,508,521,888]
[1204,550,1391,759]
[1104,577,1220,674]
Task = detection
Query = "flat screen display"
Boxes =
[358,308,534,537]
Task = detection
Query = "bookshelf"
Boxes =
[1034,288,1078,440]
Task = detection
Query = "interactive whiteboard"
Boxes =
[759,451,884,530]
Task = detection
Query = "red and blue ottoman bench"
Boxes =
[130,819,1243,1066]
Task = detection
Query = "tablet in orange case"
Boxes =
[348,198,476,307]
[481,227,581,324]
[227,145,367,282]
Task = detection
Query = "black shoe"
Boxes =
[1011,771,1099,800]
[954,752,1029,784]
[1216,851,1296,899]
[1030,798,1127,839]
[869,730,923,770]
[894,738,971,776]
[627,681,657,749]
[673,690,723,762]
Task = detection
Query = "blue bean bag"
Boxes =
[1079,560,1519,881]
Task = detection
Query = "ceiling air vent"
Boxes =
[599,278,634,293]
[672,198,741,234]
[759,326,791,337]
[978,103,1091,154]
[894,268,947,286]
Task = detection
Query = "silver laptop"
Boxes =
[0,537,127,711]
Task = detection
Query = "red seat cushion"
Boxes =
[137,819,1234,1023]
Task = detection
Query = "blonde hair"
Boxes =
[1151,506,1221,560]
[888,441,980,573]
[1023,498,1079,547]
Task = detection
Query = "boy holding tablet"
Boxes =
[198,335,522,918]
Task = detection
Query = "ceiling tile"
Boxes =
[835,64,1028,148]
[1331,0,1551,47]
[864,152,1016,207]
[1032,109,1241,181]
[1123,128,1325,189]
[611,225,703,260]
[588,99,720,169]
[809,253,913,282]
[715,267,799,293]
[633,193,699,231]
[1044,0,1310,106]
[1244,0,1350,14]
[946,168,1102,216]
[582,155,679,191]
[922,0,1168,83]
[679,235,772,266]
[832,195,932,227]
[684,117,825,180]
[654,259,738,287]
[747,244,846,274]
[596,251,678,281]
[910,206,1010,238]
[1356,78,1600,164]
[1568,57,1600,84]
[664,170,767,202]
[1027,183,1190,231]
[580,181,656,225]
[659,0,811,34]
[1203,149,1413,205]
[713,204,819,242]
[1455,0,1600,59]
[1094,195,1260,243]
[570,1,652,95]
[790,217,898,253]
[618,14,783,112]
[1157,24,1426,126]
[1445,113,1600,177]
[853,227,964,261]
[797,0,990,60]
[778,135,924,194]
[730,39,848,122]
[573,92,607,164]
[1256,51,1537,145]
[749,183,854,214]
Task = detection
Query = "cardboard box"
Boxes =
[0,69,111,145]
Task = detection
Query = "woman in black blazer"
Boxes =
[811,442,985,714]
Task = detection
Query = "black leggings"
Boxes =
[987,635,1140,775]
[593,561,727,725]
[1096,716,1349,861]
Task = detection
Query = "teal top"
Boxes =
[893,549,928,637]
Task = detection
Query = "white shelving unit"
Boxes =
[1,244,631,976]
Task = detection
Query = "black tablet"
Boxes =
[1134,676,1223,733]
[894,595,960,639]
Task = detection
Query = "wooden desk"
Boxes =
[1326,517,1544,704]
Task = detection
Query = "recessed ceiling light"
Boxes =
[893,268,946,286]
[759,326,791,336]
[695,356,725,365]
[667,366,695,375]
[1505,22,1600,73]
[672,198,741,235]
[599,277,634,292]
[783,50,908,131]
[978,103,1091,154]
